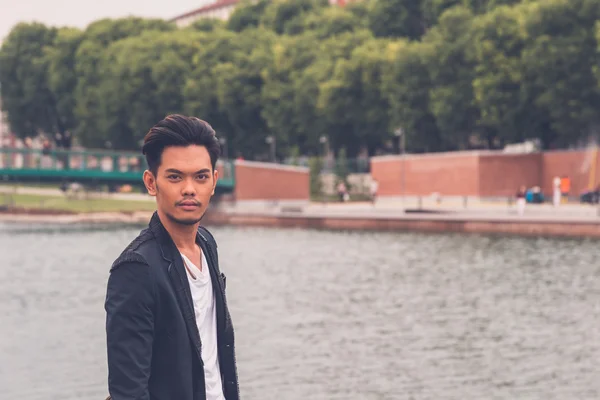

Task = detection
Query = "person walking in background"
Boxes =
[370,179,379,205]
[337,181,348,202]
[516,185,527,216]
[553,176,561,207]
[105,115,239,400]
[560,175,571,204]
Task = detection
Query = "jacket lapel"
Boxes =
[148,213,204,365]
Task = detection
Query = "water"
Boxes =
[0,222,599,400]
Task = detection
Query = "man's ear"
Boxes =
[211,169,219,196]
[143,170,157,196]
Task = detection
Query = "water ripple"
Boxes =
[0,224,598,399]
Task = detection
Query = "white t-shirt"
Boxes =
[181,252,225,400]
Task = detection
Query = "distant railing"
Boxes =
[0,147,235,187]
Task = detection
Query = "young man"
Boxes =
[105,115,239,400]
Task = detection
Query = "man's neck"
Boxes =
[157,210,198,251]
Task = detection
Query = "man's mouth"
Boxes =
[177,201,201,210]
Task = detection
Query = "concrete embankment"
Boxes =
[202,204,600,239]
[1,202,600,239]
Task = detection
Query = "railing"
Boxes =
[0,147,235,188]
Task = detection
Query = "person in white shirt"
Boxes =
[105,115,239,400]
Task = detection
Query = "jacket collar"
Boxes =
[148,211,177,263]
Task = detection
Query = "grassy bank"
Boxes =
[0,193,156,213]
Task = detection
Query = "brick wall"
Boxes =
[371,152,480,196]
[478,153,542,197]
[542,150,600,196]
[369,156,404,196]
[234,160,309,201]
[372,149,600,199]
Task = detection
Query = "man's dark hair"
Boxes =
[142,114,221,175]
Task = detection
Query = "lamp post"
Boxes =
[219,137,228,160]
[265,135,276,162]
[394,128,406,208]
[319,135,329,170]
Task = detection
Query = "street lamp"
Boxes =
[265,135,276,162]
[319,135,329,170]
[219,137,228,159]
[394,128,405,154]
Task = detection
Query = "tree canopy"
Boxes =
[2,0,600,159]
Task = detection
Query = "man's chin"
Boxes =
[165,211,204,226]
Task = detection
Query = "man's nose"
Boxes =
[181,178,196,196]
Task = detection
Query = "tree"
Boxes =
[383,40,442,152]
[521,0,600,148]
[468,5,525,148]
[318,39,393,155]
[93,30,201,150]
[189,18,224,32]
[422,5,479,150]
[213,29,274,158]
[261,34,321,156]
[45,27,84,138]
[302,6,366,39]
[227,0,270,32]
[73,18,175,148]
[421,0,463,27]
[463,0,522,14]
[308,156,323,198]
[334,147,349,185]
[368,0,425,39]
[261,0,328,35]
[0,23,58,139]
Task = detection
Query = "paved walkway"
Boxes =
[2,184,599,224]
[227,199,600,224]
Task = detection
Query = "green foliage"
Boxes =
[0,23,59,139]
[227,0,270,32]
[2,0,600,158]
[308,156,323,197]
[189,19,224,32]
[368,0,425,39]
[334,147,349,185]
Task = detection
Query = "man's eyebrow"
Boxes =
[164,168,211,174]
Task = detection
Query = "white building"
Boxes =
[171,0,240,26]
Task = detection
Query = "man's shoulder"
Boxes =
[110,228,156,272]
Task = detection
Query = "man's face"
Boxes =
[143,145,218,226]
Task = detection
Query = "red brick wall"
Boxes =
[478,153,542,197]
[234,160,309,201]
[542,150,600,196]
[371,152,480,196]
[370,156,404,196]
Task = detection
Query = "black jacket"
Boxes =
[105,212,240,400]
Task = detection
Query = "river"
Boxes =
[0,222,599,400]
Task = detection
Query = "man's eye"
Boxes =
[196,175,209,180]
[168,175,180,180]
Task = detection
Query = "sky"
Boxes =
[0,0,214,41]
